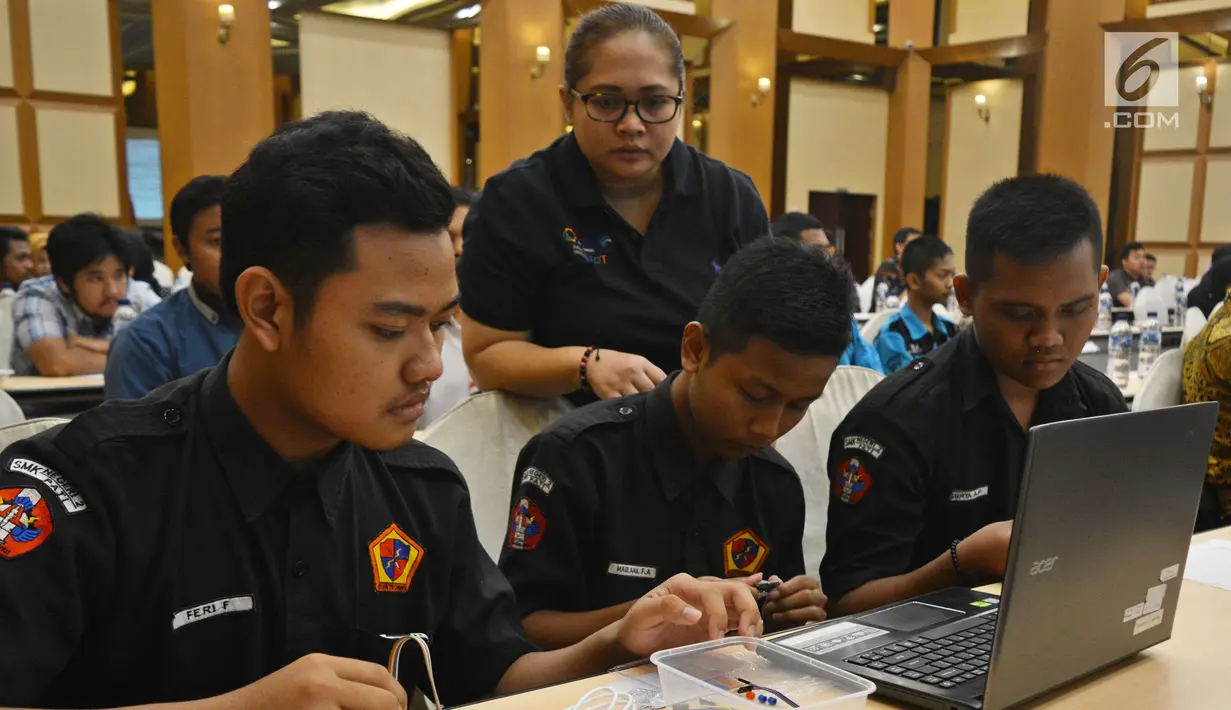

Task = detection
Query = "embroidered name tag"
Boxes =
[10,458,86,513]
[950,486,989,502]
[607,562,656,579]
[172,595,254,630]
[520,467,554,495]
[843,436,883,459]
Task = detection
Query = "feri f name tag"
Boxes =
[172,595,254,630]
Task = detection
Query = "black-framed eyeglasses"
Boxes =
[569,89,684,124]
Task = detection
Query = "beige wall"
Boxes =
[948,0,1029,44]
[942,79,1022,271]
[622,0,695,13]
[1135,159,1194,243]
[1211,63,1231,149]
[1143,66,1202,152]
[794,0,873,44]
[29,0,112,96]
[37,105,121,218]
[0,104,20,215]
[1147,0,1231,17]
[0,0,12,89]
[300,13,454,182]
[785,78,888,251]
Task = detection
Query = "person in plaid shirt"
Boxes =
[11,214,161,376]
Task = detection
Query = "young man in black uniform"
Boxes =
[0,112,763,710]
[820,174,1127,616]
[499,237,851,649]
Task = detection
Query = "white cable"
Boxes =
[565,686,634,710]
[409,634,443,710]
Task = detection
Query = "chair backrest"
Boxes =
[0,292,16,371]
[857,276,875,314]
[774,366,885,576]
[1156,275,1179,310]
[0,417,66,452]
[860,308,898,343]
[0,390,24,428]
[1182,307,1208,351]
[1132,285,1167,322]
[1131,348,1184,412]
[418,391,573,560]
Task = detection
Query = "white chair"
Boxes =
[1133,285,1167,323]
[0,291,15,371]
[1214,300,1225,318]
[1156,275,1179,311]
[418,391,572,560]
[0,390,24,429]
[860,308,898,343]
[857,276,875,314]
[1132,349,1184,412]
[1182,307,1208,351]
[774,366,885,577]
[0,417,66,452]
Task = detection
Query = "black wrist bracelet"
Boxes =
[951,538,966,583]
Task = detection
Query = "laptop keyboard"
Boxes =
[843,611,998,691]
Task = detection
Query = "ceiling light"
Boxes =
[454,4,481,20]
[321,0,437,21]
[268,0,281,9]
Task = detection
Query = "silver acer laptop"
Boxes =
[777,403,1218,710]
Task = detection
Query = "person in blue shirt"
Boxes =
[876,235,958,373]
[772,212,884,373]
[105,175,240,399]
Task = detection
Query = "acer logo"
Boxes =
[1029,557,1059,576]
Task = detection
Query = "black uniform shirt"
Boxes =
[819,328,1127,605]
[458,133,770,405]
[497,376,805,617]
[0,359,534,708]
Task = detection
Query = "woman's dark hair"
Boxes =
[126,229,169,299]
[1188,258,1231,318]
[564,4,684,92]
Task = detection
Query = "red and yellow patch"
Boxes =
[368,523,424,593]
[723,528,770,577]
[0,487,53,559]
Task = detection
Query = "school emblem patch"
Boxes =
[723,529,770,577]
[834,457,872,505]
[0,487,53,559]
[508,497,545,551]
[368,523,424,593]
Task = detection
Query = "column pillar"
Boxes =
[152,0,274,267]
[881,0,934,260]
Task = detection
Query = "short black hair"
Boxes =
[451,186,479,207]
[565,4,684,92]
[966,174,1103,287]
[169,175,226,252]
[221,111,454,323]
[771,212,825,241]
[0,226,29,262]
[1213,245,1231,264]
[46,214,132,287]
[1146,253,1157,263]
[901,234,953,278]
[698,237,853,359]
[1119,241,1145,263]
[893,227,922,247]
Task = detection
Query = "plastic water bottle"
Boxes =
[1097,285,1113,332]
[1108,315,1133,389]
[1130,281,1141,307]
[112,299,138,332]
[885,294,900,311]
[1175,281,1187,328]
[1138,312,1162,377]
[875,282,889,312]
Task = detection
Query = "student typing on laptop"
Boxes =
[821,175,1128,616]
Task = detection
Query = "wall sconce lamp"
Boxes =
[531,45,551,80]
[751,76,772,107]
[218,3,236,45]
[975,93,990,122]
[1197,74,1214,109]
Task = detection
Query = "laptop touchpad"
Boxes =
[860,602,965,633]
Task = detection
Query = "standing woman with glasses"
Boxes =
[459,4,770,405]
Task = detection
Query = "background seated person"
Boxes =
[106,175,241,400]
[0,111,763,710]
[11,214,160,377]
[875,235,958,373]
[821,174,1126,616]
[873,227,922,300]
[1144,253,1157,285]
[500,237,848,649]
[0,225,34,292]
[459,5,770,406]
[1185,257,1231,319]
[1106,241,1148,307]
[1182,289,1231,531]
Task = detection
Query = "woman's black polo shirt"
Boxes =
[459,133,770,404]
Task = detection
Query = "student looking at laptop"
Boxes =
[820,174,1128,616]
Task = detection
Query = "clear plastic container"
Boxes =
[651,637,876,710]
